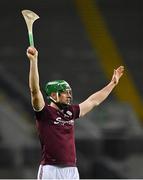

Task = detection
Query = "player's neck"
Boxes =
[50,102,59,110]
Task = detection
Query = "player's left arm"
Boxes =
[79,66,124,117]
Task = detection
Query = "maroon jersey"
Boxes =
[34,103,80,166]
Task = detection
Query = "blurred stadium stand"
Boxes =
[0,0,143,178]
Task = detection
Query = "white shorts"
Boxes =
[37,164,79,179]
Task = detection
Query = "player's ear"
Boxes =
[51,92,57,101]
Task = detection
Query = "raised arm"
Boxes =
[79,66,124,117]
[26,46,45,111]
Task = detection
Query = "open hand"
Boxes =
[111,66,124,85]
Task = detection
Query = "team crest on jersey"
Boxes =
[64,110,73,118]
[66,111,72,116]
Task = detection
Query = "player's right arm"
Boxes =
[26,46,45,111]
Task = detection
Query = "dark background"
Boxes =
[0,0,143,178]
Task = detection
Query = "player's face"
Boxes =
[59,90,72,105]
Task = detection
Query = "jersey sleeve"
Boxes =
[34,104,47,121]
[71,104,80,119]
